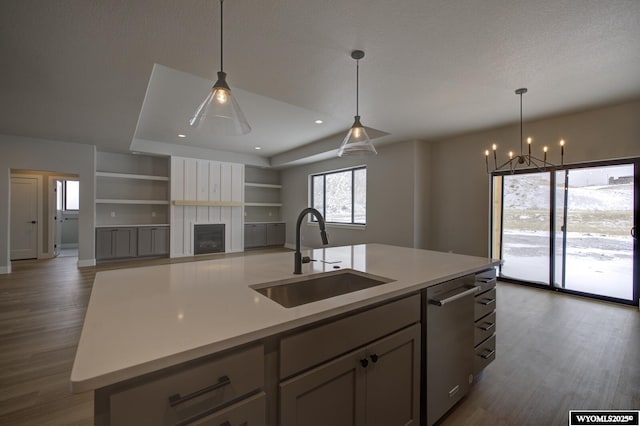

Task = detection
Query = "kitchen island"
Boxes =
[72,244,499,425]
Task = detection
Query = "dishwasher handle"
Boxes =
[429,286,479,307]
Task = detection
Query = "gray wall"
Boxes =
[281,99,640,259]
[428,99,640,257]
[0,134,96,271]
[281,140,424,249]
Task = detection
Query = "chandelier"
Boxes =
[485,88,565,173]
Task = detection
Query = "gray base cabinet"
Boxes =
[245,222,285,248]
[280,324,420,426]
[95,227,137,260]
[137,226,169,257]
[474,269,497,375]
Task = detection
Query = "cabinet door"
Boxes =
[96,228,115,259]
[137,227,153,257]
[113,227,137,258]
[365,323,421,426]
[266,223,285,246]
[152,227,169,255]
[244,224,266,248]
[280,349,366,426]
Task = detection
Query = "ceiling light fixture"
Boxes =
[254,146,262,150]
[337,50,377,157]
[314,119,324,124]
[177,134,186,138]
[189,0,250,135]
[485,88,565,173]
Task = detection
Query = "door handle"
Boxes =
[30,220,37,224]
[632,227,636,239]
[429,286,479,306]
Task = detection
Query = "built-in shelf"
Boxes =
[96,199,169,205]
[96,223,170,228]
[244,182,282,189]
[244,202,283,207]
[171,200,244,207]
[96,172,169,181]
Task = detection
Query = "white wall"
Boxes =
[427,99,640,257]
[281,140,425,250]
[0,134,96,272]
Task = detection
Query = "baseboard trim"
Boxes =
[77,259,96,268]
[284,243,296,250]
[0,265,11,274]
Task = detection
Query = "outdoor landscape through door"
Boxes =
[492,159,638,305]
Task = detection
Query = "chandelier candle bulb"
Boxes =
[509,151,514,159]
[543,146,548,163]
[492,143,497,168]
[485,150,489,172]
[560,139,565,165]
[527,137,532,165]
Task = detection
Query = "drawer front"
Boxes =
[110,344,264,426]
[474,311,496,347]
[474,288,497,321]
[280,294,421,379]
[190,391,266,425]
[475,268,497,293]
[474,334,496,375]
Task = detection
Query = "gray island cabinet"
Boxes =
[72,244,499,426]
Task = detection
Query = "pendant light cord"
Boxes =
[219,0,224,72]
[355,59,359,116]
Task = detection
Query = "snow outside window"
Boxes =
[310,167,366,225]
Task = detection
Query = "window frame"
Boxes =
[309,165,367,226]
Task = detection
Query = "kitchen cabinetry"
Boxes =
[280,295,421,426]
[137,226,169,257]
[95,227,137,260]
[474,269,497,375]
[244,222,285,248]
[104,344,265,426]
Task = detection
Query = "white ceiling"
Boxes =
[2,0,640,167]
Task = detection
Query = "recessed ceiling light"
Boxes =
[314,119,324,124]
[177,134,186,138]
[255,146,262,150]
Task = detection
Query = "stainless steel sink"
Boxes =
[251,270,394,308]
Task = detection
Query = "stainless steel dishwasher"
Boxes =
[425,274,477,426]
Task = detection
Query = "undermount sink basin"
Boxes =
[251,269,394,308]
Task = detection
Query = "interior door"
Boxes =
[54,179,63,257]
[10,177,39,260]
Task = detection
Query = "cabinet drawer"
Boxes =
[280,294,421,379]
[190,391,266,425]
[474,311,496,347]
[475,268,496,293]
[474,288,496,321]
[110,344,264,426]
[474,334,496,375]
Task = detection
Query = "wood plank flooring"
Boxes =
[0,255,638,425]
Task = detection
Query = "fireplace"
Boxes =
[193,224,225,255]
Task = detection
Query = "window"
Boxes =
[64,180,79,211]
[311,166,366,225]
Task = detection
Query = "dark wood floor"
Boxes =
[1,254,638,425]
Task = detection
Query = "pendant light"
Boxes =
[338,50,377,157]
[189,0,251,135]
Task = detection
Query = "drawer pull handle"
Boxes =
[360,358,369,368]
[479,298,496,306]
[370,354,379,363]
[429,286,479,306]
[478,322,495,331]
[479,349,495,360]
[168,375,231,407]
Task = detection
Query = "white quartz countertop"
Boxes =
[71,244,498,393]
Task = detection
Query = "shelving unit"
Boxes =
[95,152,170,261]
[244,166,285,247]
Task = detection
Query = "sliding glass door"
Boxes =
[492,159,638,305]
[556,165,635,300]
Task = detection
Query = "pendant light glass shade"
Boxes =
[338,50,377,157]
[189,71,251,134]
[189,0,251,135]
[338,115,377,156]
